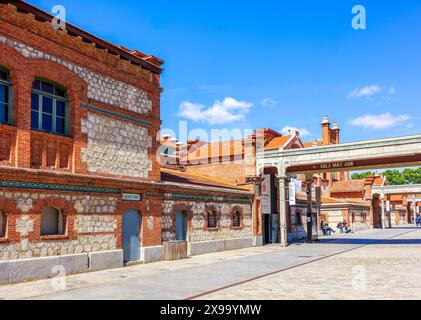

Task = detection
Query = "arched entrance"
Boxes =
[122,209,141,262]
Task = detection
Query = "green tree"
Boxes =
[351,171,376,180]
[352,168,421,185]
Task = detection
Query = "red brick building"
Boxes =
[0,1,252,284]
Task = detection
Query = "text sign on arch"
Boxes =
[317,161,355,171]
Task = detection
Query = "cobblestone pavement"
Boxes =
[200,227,421,300]
[0,226,419,300]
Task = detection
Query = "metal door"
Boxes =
[122,209,141,262]
[175,211,187,241]
[271,214,280,244]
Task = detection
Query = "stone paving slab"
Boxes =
[0,226,418,300]
[201,227,421,300]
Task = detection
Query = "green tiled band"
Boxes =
[0,180,121,194]
[163,193,250,203]
[81,103,153,127]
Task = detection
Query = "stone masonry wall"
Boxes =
[0,192,119,261]
[162,200,252,242]
[0,35,153,115]
[81,112,152,178]
[0,190,117,214]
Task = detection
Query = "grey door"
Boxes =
[175,211,187,241]
[122,209,141,262]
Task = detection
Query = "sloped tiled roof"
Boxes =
[186,140,245,162]
[303,140,323,148]
[161,168,248,191]
[295,193,367,205]
[265,136,291,149]
[330,180,366,193]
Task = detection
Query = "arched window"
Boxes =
[207,209,218,229]
[41,207,66,236]
[31,79,69,135]
[0,66,12,124]
[232,210,242,228]
[0,212,7,238]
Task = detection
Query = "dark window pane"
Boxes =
[42,113,53,132]
[56,100,66,117]
[208,212,217,229]
[42,96,53,114]
[32,80,41,90]
[55,86,65,97]
[31,92,39,111]
[40,81,54,94]
[0,69,8,81]
[0,86,9,123]
[0,85,8,104]
[55,116,65,134]
[0,104,6,123]
[31,111,39,130]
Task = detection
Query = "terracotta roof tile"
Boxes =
[186,140,245,162]
[330,180,366,193]
[303,140,322,148]
[265,136,291,149]
[161,168,248,191]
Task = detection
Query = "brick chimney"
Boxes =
[321,115,331,145]
[330,121,340,144]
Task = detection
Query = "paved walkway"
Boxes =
[1,226,420,300]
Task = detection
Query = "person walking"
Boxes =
[416,215,421,227]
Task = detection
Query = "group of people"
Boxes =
[416,215,421,227]
[320,220,352,236]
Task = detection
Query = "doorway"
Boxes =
[175,211,188,241]
[122,209,141,262]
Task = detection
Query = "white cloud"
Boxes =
[350,113,411,130]
[260,97,277,108]
[178,97,253,125]
[389,87,397,95]
[347,85,381,100]
[281,126,311,137]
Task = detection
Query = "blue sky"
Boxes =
[30,0,421,143]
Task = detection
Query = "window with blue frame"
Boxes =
[31,79,69,136]
[0,66,12,124]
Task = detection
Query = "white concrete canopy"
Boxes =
[371,185,421,197]
[256,134,421,247]
[258,134,421,176]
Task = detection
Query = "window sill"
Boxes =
[31,129,72,140]
[40,235,69,241]
[205,227,219,232]
[0,238,9,244]
[230,226,243,230]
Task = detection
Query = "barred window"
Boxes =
[0,212,7,238]
[31,79,69,136]
[0,66,12,124]
[41,207,66,236]
[232,210,242,228]
[207,210,217,229]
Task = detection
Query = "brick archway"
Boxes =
[29,197,78,241]
[170,203,194,238]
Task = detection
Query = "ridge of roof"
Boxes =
[2,0,163,74]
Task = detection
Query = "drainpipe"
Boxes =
[251,198,256,247]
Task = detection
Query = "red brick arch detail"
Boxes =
[169,203,194,235]
[26,59,88,140]
[115,200,145,249]
[27,197,78,242]
[230,205,245,230]
[203,204,221,231]
[0,197,18,243]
